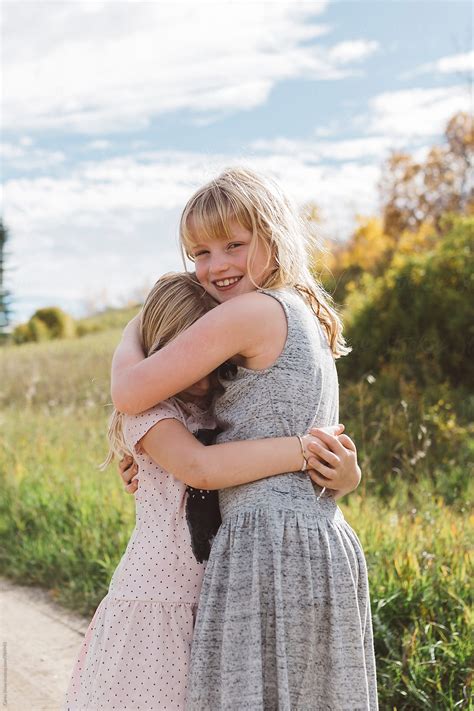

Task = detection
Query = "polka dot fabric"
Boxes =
[65,398,215,711]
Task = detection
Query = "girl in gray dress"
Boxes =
[112,167,378,709]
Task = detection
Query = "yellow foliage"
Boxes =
[397,222,437,256]
[340,216,394,272]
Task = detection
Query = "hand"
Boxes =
[299,424,344,467]
[119,455,139,494]
[303,426,361,499]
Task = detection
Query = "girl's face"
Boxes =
[178,374,212,405]
[190,221,274,304]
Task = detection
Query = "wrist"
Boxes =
[339,465,361,498]
[296,434,309,471]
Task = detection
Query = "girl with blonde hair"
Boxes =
[66,271,355,710]
[112,167,378,709]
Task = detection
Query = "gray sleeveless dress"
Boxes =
[187,288,378,710]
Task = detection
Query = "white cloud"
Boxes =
[366,85,471,138]
[247,155,379,239]
[2,2,463,324]
[401,50,474,79]
[2,1,381,134]
[250,135,401,161]
[3,148,380,321]
[8,209,184,323]
[327,40,379,65]
[0,142,66,172]
[83,140,112,152]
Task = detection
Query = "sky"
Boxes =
[1,0,472,323]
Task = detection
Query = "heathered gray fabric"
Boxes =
[187,288,378,710]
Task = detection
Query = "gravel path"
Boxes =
[0,578,88,710]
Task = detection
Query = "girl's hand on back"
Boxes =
[305,426,361,499]
[119,455,139,494]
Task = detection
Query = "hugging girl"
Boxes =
[67,167,377,710]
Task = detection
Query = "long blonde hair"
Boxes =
[180,166,351,358]
[101,272,214,469]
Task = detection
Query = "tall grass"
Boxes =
[345,497,473,709]
[1,332,473,709]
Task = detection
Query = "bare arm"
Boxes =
[111,293,281,414]
[139,417,319,489]
[119,424,361,498]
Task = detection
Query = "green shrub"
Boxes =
[32,306,76,339]
[11,306,76,344]
[339,373,474,501]
[13,316,53,344]
[340,214,474,389]
[12,322,32,344]
[28,315,52,342]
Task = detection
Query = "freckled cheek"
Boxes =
[194,262,207,286]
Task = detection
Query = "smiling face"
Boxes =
[189,221,274,303]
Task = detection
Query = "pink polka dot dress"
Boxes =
[65,398,215,711]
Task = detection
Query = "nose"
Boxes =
[209,251,230,275]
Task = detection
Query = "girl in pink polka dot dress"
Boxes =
[65,272,349,711]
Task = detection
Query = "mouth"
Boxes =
[212,276,243,291]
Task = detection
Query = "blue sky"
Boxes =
[1,0,472,323]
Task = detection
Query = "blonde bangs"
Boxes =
[179,167,352,359]
[180,182,255,259]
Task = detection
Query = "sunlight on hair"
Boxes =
[179,167,352,358]
[100,272,214,469]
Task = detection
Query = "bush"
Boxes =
[339,374,474,501]
[12,322,32,344]
[28,316,52,342]
[12,307,76,344]
[32,306,76,339]
[12,317,51,344]
[340,215,474,389]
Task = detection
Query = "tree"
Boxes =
[0,219,12,339]
[379,112,474,237]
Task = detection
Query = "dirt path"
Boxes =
[0,578,89,710]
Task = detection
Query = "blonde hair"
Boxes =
[180,166,351,358]
[101,272,214,469]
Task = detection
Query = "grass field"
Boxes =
[1,331,472,709]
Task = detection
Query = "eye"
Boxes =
[193,249,209,258]
[227,242,243,250]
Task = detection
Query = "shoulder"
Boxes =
[124,397,185,424]
[179,291,286,359]
[123,398,187,449]
[212,291,285,323]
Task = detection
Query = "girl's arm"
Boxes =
[140,419,316,489]
[139,417,321,489]
[111,292,282,414]
[119,424,361,496]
